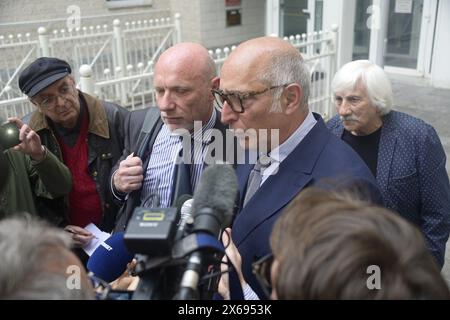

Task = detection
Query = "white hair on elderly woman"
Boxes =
[331,60,393,115]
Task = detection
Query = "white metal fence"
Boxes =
[0,12,180,120]
[0,9,171,39]
[84,25,339,119]
[0,25,338,121]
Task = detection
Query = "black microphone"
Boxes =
[191,164,238,236]
[175,164,238,300]
[0,120,21,151]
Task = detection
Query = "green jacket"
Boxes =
[0,148,72,224]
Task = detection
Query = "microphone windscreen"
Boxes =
[175,194,192,214]
[87,232,134,283]
[180,198,194,218]
[192,164,238,228]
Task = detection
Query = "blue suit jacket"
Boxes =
[230,113,380,299]
[327,111,450,267]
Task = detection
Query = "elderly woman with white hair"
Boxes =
[327,60,450,268]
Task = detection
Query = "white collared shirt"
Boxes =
[261,111,317,184]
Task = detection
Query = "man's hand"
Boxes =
[114,153,144,193]
[64,225,95,247]
[110,259,139,291]
[8,117,45,161]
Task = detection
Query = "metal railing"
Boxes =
[83,25,339,119]
[0,12,180,119]
[0,8,171,37]
[1,24,338,120]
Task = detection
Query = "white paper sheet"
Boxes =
[82,223,111,256]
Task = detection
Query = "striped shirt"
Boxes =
[140,109,217,208]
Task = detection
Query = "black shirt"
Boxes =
[342,127,382,177]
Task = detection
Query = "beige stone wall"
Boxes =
[198,0,265,49]
[169,0,202,43]
[169,0,265,49]
[1,0,265,50]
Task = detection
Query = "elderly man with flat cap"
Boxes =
[19,57,128,258]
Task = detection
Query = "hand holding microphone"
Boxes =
[0,118,20,151]
[87,232,135,283]
[110,259,140,291]
[3,117,45,161]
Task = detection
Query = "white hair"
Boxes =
[258,51,311,112]
[331,60,393,115]
[0,215,93,300]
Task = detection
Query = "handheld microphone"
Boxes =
[191,164,238,236]
[0,121,20,150]
[175,195,193,239]
[87,232,134,283]
[176,164,238,300]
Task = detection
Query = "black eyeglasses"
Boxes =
[31,84,75,110]
[252,253,274,299]
[212,84,290,113]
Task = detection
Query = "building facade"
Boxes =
[1,0,449,88]
[264,0,450,88]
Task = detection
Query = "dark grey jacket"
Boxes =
[112,107,233,232]
[27,91,129,231]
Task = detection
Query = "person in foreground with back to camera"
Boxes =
[216,36,381,299]
[327,60,450,268]
[0,116,71,220]
[0,215,94,299]
[219,187,450,300]
[18,57,129,264]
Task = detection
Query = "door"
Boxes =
[384,0,424,69]
[266,0,320,37]
[280,0,309,36]
[352,0,437,75]
[353,0,374,60]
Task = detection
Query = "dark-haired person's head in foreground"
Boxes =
[267,188,450,299]
[0,215,94,299]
